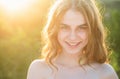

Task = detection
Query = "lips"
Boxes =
[65,41,81,48]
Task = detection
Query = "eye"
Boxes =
[59,24,69,30]
[79,26,88,29]
[78,26,88,31]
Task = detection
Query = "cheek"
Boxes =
[58,31,69,40]
[77,31,88,40]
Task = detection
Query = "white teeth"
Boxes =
[67,42,80,46]
[69,43,78,45]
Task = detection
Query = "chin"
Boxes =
[65,49,82,55]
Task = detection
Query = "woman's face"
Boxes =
[57,9,88,55]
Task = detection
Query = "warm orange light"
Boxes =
[0,0,34,13]
[0,0,49,34]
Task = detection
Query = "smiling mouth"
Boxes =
[65,41,81,47]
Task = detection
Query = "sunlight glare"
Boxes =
[0,0,34,13]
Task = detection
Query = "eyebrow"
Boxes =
[60,23,87,27]
[79,23,87,27]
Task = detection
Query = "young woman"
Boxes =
[27,0,119,79]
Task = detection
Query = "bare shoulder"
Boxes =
[27,59,52,79]
[91,63,119,79]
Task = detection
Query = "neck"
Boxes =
[55,52,81,68]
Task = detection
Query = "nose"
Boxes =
[68,30,77,41]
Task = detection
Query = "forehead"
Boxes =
[60,9,86,26]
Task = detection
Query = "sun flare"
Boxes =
[0,0,35,13]
[0,0,51,33]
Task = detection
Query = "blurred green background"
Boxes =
[0,0,120,79]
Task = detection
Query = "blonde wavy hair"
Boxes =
[41,0,108,69]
